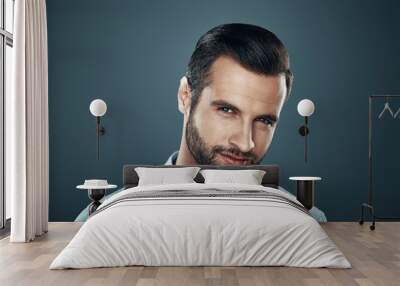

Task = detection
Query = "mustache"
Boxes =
[211,146,258,162]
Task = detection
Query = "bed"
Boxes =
[50,165,350,269]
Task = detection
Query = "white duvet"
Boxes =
[50,183,350,269]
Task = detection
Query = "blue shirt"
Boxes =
[165,150,179,165]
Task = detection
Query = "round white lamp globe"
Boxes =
[297,99,315,117]
[89,99,107,117]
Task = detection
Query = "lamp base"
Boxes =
[96,116,106,136]
[299,126,309,136]
[98,126,105,136]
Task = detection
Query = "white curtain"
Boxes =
[8,0,49,242]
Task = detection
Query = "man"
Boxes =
[166,23,293,166]
[76,23,325,222]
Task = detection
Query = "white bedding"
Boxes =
[50,183,350,269]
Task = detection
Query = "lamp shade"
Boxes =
[297,99,315,117]
[89,99,107,117]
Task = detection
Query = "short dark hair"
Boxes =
[186,23,293,108]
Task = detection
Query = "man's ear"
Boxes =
[177,76,192,117]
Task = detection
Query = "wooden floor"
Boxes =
[0,222,399,286]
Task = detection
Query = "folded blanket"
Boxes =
[75,186,328,222]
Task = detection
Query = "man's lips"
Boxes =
[217,152,252,165]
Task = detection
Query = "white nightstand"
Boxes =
[289,177,321,210]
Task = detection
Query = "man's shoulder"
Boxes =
[165,151,179,165]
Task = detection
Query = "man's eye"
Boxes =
[218,107,234,113]
[256,118,274,126]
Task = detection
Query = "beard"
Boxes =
[185,111,263,165]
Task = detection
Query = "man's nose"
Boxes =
[229,123,255,153]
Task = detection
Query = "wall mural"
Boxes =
[47,0,400,222]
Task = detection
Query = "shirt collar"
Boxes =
[165,151,179,165]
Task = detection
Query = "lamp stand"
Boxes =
[298,116,309,162]
[96,116,105,160]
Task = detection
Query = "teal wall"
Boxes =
[47,0,400,221]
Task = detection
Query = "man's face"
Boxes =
[186,56,286,165]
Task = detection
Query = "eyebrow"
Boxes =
[210,99,279,123]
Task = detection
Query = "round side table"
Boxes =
[77,180,117,215]
[289,176,321,210]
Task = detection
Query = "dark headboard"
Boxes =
[123,164,279,188]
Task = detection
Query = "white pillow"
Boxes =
[135,167,200,186]
[200,169,266,185]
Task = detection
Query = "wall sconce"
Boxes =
[89,99,107,160]
[297,99,315,163]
